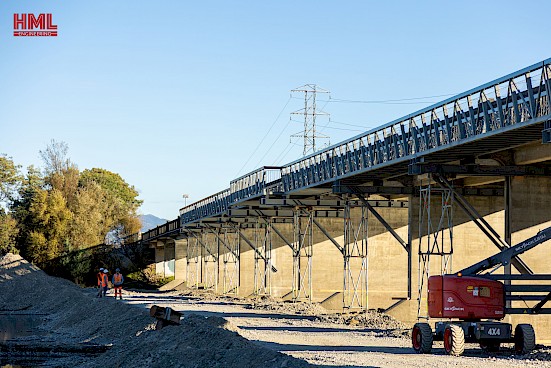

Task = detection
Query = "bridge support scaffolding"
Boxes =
[343,200,368,310]
[253,219,273,296]
[417,174,454,319]
[292,209,314,301]
[207,226,241,295]
[187,232,202,289]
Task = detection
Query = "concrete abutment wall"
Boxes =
[152,174,551,339]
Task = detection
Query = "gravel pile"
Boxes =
[0,253,312,368]
[316,310,410,338]
[521,346,551,361]
[247,296,327,316]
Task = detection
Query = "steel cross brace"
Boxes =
[292,208,314,301]
[434,174,533,275]
[343,202,369,310]
[252,220,273,296]
[416,175,453,319]
[204,225,240,294]
[348,186,409,251]
[191,230,218,290]
[228,223,278,273]
[185,232,202,289]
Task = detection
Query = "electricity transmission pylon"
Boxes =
[290,84,330,156]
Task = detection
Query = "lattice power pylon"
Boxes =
[417,174,454,319]
[291,84,330,156]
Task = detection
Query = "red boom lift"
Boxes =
[412,227,551,355]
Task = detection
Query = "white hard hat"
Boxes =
[103,269,108,273]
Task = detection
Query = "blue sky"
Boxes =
[0,1,550,220]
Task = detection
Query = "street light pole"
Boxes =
[182,194,189,207]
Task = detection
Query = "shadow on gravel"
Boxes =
[254,341,416,354]
[178,310,318,321]
[238,325,392,334]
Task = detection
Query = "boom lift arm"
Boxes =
[458,227,551,276]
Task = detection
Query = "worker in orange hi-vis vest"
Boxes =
[100,269,109,298]
[96,268,104,298]
[112,268,124,300]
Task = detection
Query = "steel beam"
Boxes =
[348,187,408,251]
[227,208,343,218]
[260,197,408,208]
[268,222,295,251]
[409,163,550,176]
[334,183,504,197]
[232,225,278,273]
[311,216,344,254]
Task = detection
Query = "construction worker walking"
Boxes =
[100,269,109,298]
[112,268,124,300]
[96,268,104,297]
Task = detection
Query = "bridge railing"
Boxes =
[230,166,281,203]
[178,59,551,225]
[281,59,551,192]
[180,167,282,225]
[180,188,232,224]
[142,218,181,242]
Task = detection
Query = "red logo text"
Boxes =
[14,14,58,37]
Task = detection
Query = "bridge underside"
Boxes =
[140,59,551,338]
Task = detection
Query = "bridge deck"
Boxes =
[171,58,551,228]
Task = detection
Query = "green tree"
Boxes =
[79,168,142,238]
[0,209,18,255]
[0,154,22,204]
[25,189,72,263]
[69,181,109,248]
[11,166,44,257]
[40,140,79,208]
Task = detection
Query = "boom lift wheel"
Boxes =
[412,323,433,353]
[515,324,535,355]
[443,324,465,356]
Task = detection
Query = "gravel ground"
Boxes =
[3,253,551,368]
[123,288,551,368]
[0,253,309,368]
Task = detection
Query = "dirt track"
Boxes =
[2,252,551,368]
[122,288,551,368]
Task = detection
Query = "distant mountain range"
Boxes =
[140,214,168,232]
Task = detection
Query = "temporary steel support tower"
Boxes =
[187,233,202,289]
[219,227,240,295]
[253,220,273,296]
[343,201,369,310]
[417,174,454,319]
[292,209,314,301]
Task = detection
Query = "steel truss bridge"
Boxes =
[130,58,551,312]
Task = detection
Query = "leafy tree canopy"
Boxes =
[0,154,22,204]
[79,168,143,211]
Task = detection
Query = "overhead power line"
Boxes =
[236,96,292,177]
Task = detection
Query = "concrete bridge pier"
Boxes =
[151,239,175,279]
